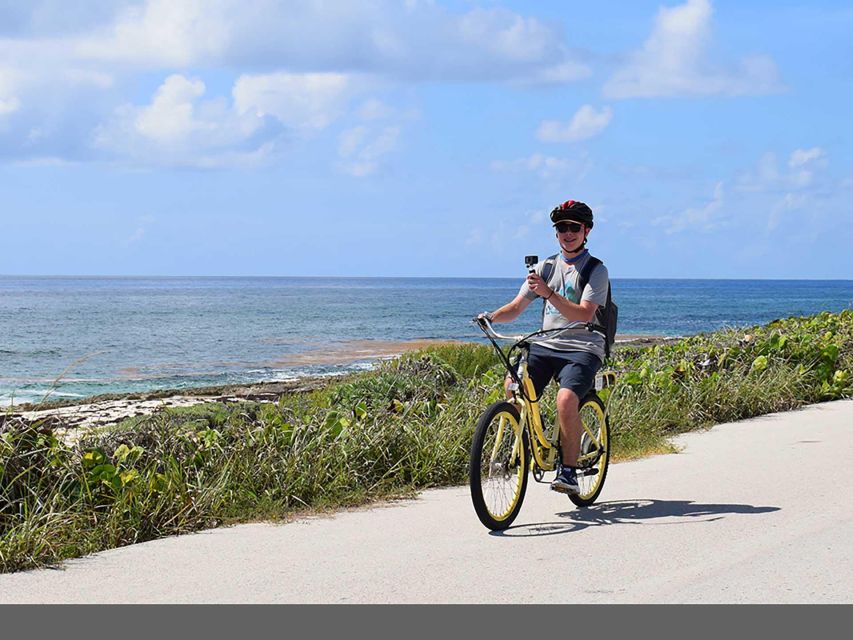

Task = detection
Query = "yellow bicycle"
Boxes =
[470,316,613,531]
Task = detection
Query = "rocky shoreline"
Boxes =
[3,334,675,434]
[2,376,348,432]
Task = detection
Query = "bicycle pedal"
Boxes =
[581,468,599,477]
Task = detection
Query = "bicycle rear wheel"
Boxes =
[469,401,529,531]
[570,393,610,507]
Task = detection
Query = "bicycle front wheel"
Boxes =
[570,393,610,507]
[469,401,530,531]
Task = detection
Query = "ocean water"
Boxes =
[1,276,851,405]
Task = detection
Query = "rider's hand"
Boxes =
[526,272,553,299]
[474,311,494,324]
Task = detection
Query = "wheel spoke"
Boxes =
[471,404,528,527]
[571,395,610,506]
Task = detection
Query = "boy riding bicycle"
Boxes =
[478,200,610,495]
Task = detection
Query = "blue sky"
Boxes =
[1,0,851,278]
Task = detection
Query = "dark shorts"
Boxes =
[522,343,602,400]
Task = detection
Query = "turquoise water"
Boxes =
[2,276,851,405]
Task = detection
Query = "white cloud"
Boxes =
[338,125,401,177]
[523,61,591,86]
[66,1,587,85]
[738,147,828,192]
[754,152,780,186]
[537,105,613,143]
[767,192,808,232]
[464,221,513,252]
[465,227,484,247]
[358,98,394,121]
[465,213,564,259]
[789,147,826,169]
[338,126,369,159]
[94,70,395,167]
[491,152,590,181]
[124,214,156,246]
[335,95,418,176]
[430,8,590,84]
[0,50,121,160]
[0,1,590,164]
[84,67,377,167]
[653,181,724,234]
[0,67,22,118]
[94,74,281,167]
[0,95,20,117]
[133,75,206,143]
[0,1,123,38]
[74,0,229,67]
[604,0,784,98]
[457,9,554,61]
[788,147,827,189]
[733,148,833,233]
[513,209,549,240]
[529,210,546,225]
[233,72,354,132]
[0,38,115,95]
[64,68,115,89]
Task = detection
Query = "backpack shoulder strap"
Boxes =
[539,254,559,323]
[540,254,558,283]
[578,255,610,347]
[577,255,603,295]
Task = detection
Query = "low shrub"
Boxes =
[2,310,850,572]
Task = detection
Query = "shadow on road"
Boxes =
[491,499,780,537]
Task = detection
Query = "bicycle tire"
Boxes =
[569,393,610,507]
[469,401,530,531]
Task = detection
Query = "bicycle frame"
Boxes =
[512,353,559,473]
[469,318,614,528]
[475,317,603,475]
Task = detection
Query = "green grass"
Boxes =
[603,310,852,458]
[2,310,851,572]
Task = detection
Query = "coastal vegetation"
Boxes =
[1,310,851,573]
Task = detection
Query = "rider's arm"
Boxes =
[551,261,609,323]
[488,293,532,323]
[527,271,598,323]
[547,294,598,323]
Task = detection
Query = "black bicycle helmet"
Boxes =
[550,200,593,228]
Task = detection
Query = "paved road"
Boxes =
[2,400,852,603]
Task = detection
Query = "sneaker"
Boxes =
[550,464,579,495]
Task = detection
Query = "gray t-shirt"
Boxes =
[518,252,609,361]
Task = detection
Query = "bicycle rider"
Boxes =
[478,200,610,495]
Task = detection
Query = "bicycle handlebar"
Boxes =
[473,315,594,347]
[472,315,605,403]
[474,316,525,342]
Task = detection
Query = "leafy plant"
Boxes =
[2,310,850,573]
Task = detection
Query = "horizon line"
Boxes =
[2,274,853,282]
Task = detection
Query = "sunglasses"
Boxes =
[555,222,584,233]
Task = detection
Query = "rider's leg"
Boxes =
[556,388,582,466]
[503,375,514,399]
[553,351,602,467]
[506,348,552,401]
